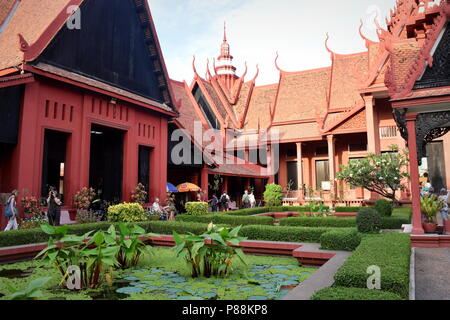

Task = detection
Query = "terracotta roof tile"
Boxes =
[201,79,230,124]
[170,79,203,135]
[274,68,330,123]
[329,53,367,110]
[0,0,69,71]
[243,84,278,130]
[0,0,16,26]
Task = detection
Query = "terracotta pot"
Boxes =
[422,222,437,233]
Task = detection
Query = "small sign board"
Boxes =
[321,181,331,191]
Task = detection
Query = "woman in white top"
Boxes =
[249,192,256,208]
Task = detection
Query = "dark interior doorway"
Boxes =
[41,130,69,201]
[426,141,447,192]
[315,160,330,190]
[138,146,151,203]
[287,161,299,191]
[89,124,124,202]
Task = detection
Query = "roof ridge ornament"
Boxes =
[18,33,29,52]
[274,52,285,73]
[359,20,377,49]
[192,55,199,79]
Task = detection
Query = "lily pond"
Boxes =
[0,248,316,300]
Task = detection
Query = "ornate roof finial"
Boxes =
[274,52,283,72]
[252,64,260,82]
[223,21,227,42]
[358,20,373,49]
[324,33,335,60]
[192,55,199,78]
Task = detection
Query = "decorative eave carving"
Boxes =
[388,1,448,100]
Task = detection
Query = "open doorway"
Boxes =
[89,124,124,202]
[41,129,69,202]
[138,145,151,203]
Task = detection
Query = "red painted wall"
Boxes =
[6,78,169,213]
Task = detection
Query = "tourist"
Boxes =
[165,194,177,221]
[4,190,19,231]
[220,191,230,212]
[249,191,256,208]
[209,194,219,212]
[152,197,165,220]
[47,187,62,226]
[438,188,449,228]
[242,190,250,209]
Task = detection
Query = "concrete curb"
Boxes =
[409,247,415,300]
[283,244,351,300]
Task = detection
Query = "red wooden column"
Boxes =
[406,113,424,235]
[222,176,229,193]
[296,142,303,199]
[267,146,275,184]
[201,166,209,201]
[327,135,336,194]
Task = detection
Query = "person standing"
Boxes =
[249,191,256,208]
[437,188,449,229]
[47,188,62,226]
[242,190,250,209]
[220,191,230,212]
[4,190,19,231]
[209,194,219,212]
[165,194,177,221]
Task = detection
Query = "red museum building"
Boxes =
[0,0,176,216]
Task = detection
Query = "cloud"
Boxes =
[151,0,395,85]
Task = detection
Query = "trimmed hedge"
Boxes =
[311,286,403,300]
[374,199,393,217]
[279,216,409,230]
[239,225,355,243]
[319,229,361,251]
[0,221,212,247]
[334,206,368,213]
[380,217,410,229]
[356,208,382,233]
[226,206,330,216]
[280,217,356,228]
[185,202,209,215]
[334,233,411,298]
[175,214,273,226]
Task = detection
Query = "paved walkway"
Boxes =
[415,248,450,300]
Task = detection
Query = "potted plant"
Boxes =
[420,196,443,233]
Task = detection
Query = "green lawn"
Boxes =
[0,248,315,301]
[392,207,412,220]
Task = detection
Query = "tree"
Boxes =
[263,184,283,207]
[336,145,409,205]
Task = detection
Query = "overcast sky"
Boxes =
[149,0,409,85]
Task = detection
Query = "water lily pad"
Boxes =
[166,288,183,293]
[144,274,159,279]
[201,292,217,298]
[116,286,144,295]
[248,296,268,300]
[146,286,160,290]
[177,296,204,300]
[280,280,298,286]
[123,276,140,281]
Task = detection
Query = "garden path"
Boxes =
[415,248,450,300]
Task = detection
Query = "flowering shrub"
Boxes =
[20,214,47,230]
[73,187,96,210]
[107,203,146,222]
[185,202,209,216]
[21,196,41,217]
[131,183,147,204]
[336,145,409,205]
[76,210,99,224]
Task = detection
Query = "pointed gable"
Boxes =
[34,0,171,106]
[415,24,450,90]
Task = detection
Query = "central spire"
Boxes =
[216,21,236,77]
